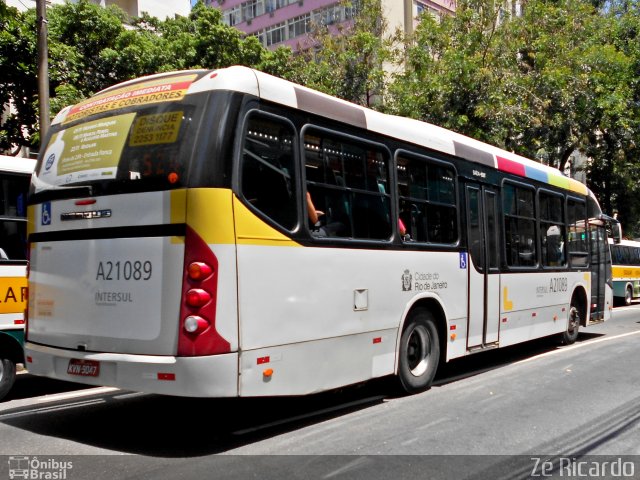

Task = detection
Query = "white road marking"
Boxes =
[514,330,640,365]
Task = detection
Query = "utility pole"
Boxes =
[36,0,50,140]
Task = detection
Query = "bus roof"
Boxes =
[51,65,587,196]
[608,238,640,246]
[0,155,36,175]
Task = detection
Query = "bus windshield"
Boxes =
[31,73,209,202]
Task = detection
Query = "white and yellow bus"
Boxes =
[25,67,615,397]
[0,155,36,400]
[609,238,640,306]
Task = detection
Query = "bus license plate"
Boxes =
[67,359,100,377]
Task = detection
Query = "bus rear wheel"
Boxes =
[397,309,440,394]
[560,304,581,345]
[0,357,16,401]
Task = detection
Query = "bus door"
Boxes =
[588,223,610,323]
[465,184,501,349]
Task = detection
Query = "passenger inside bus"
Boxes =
[306,191,323,226]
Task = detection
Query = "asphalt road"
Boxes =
[0,305,639,479]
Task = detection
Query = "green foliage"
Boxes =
[297,0,393,107]
[0,5,38,152]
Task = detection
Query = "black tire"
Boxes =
[625,286,633,306]
[0,357,16,401]
[560,303,581,345]
[397,309,440,394]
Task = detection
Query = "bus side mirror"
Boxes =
[610,221,622,244]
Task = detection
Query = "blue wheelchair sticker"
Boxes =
[459,252,467,269]
[41,202,52,226]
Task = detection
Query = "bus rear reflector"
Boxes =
[184,315,209,334]
[178,227,231,357]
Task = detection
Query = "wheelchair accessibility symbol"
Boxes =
[41,202,52,226]
[459,252,467,269]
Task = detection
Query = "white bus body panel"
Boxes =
[498,272,589,348]
[29,236,184,354]
[26,342,239,397]
[235,245,467,395]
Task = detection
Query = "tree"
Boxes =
[585,0,640,235]
[387,0,510,142]
[0,4,38,153]
[296,0,394,107]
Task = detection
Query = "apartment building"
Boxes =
[207,0,457,51]
[6,0,190,18]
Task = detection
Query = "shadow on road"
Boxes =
[0,332,605,457]
[3,373,95,402]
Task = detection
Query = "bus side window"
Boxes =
[539,191,566,267]
[240,113,298,231]
[303,130,391,240]
[396,154,457,244]
[567,198,588,268]
[503,183,537,267]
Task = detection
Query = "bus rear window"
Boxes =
[33,91,208,199]
[34,71,207,194]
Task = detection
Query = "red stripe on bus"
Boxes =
[497,156,526,176]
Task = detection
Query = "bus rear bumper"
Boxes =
[25,342,239,397]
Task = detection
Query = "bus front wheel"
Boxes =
[0,357,16,401]
[397,309,440,394]
[625,286,633,306]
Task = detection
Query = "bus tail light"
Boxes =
[177,226,230,357]
[185,288,211,308]
[187,262,213,281]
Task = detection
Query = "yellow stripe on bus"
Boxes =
[612,266,640,280]
[27,204,37,237]
[0,277,27,314]
[183,188,236,245]
[233,195,300,247]
[182,189,299,246]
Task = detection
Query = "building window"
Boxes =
[288,14,311,39]
[265,22,286,46]
[223,5,242,26]
[242,0,265,22]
